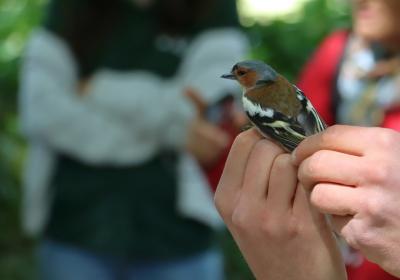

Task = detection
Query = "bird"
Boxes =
[221,60,326,151]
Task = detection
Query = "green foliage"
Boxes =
[221,233,254,280]
[246,0,351,81]
[0,0,45,279]
[0,0,350,279]
[0,0,46,116]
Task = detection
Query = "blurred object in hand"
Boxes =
[185,87,249,191]
[185,88,230,168]
[204,92,248,191]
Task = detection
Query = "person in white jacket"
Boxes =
[19,0,248,279]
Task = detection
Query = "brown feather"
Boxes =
[237,70,259,89]
[244,75,302,117]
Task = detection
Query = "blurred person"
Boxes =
[297,0,400,278]
[19,0,248,279]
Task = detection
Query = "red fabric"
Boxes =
[297,30,349,126]
[204,121,237,192]
[347,261,399,280]
[382,110,400,131]
[203,97,242,192]
[297,30,400,280]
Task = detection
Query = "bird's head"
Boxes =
[221,60,278,90]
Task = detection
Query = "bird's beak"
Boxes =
[221,73,236,80]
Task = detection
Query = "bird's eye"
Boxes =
[237,70,246,76]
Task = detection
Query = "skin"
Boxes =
[352,0,400,51]
[213,1,400,278]
[293,125,400,277]
[184,88,230,167]
[352,0,400,79]
[215,128,347,280]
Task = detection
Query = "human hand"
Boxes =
[294,125,400,277]
[184,88,230,167]
[215,129,346,280]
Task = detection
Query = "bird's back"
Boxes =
[245,75,302,117]
[243,76,326,151]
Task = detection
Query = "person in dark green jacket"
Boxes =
[19,0,249,279]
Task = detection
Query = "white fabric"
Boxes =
[19,28,248,235]
[337,35,400,126]
[179,28,247,102]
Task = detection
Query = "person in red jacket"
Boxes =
[297,0,400,279]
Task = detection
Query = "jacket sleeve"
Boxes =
[86,27,249,150]
[19,29,163,164]
[179,28,249,103]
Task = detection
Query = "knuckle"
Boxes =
[321,125,341,145]
[300,151,326,179]
[247,140,283,164]
[254,139,283,155]
[214,189,236,221]
[374,128,397,149]
[229,195,256,232]
[297,163,307,183]
[272,154,291,173]
[309,184,329,209]
[285,218,301,238]
[308,151,326,173]
[260,215,300,239]
[342,233,360,250]
[233,129,260,149]
[259,217,280,237]
[370,165,389,184]
[344,223,377,251]
[231,131,252,151]
[341,222,362,249]
[357,231,377,249]
[362,196,383,219]
[231,206,250,232]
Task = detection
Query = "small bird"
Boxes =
[221,60,326,151]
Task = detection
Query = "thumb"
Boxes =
[184,87,207,118]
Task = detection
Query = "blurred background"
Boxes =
[0,0,350,279]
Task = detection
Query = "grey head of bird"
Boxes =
[221,60,278,90]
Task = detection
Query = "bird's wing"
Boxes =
[293,85,327,135]
[244,102,306,152]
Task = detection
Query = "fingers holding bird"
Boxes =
[215,129,346,280]
[215,128,307,230]
[292,125,377,165]
[298,149,367,191]
[184,87,230,167]
[214,128,264,226]
[241,139,284,199]
[267,153,299,215]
